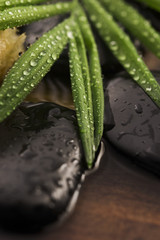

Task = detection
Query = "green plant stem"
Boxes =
[0,0,49,10]
[0,18,72,122]
[74,4,104,150]
[0,2,73,30]
[100,0,160,58]
[69,22,94,168]
[135,0,160,12]
[82,0,160,107]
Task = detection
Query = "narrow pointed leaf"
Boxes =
[75,4,104,150]
[100,0,160,58]
[0,2,73,30]
[135,0,160,12]
[73,22,95,159]
[69,24,94,168]
[0,0,49,10]
[0,18,72,122]
[82,0,160,107]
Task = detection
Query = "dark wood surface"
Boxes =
[0,140,160,240]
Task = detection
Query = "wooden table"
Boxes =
[0,140,160,240]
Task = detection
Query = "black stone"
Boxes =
[105,71,160,175]
[104,88,115,132]
[0,102,86,230]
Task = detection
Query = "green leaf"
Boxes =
[0,2,73,30]
[0,0,160,168]
[135,0,160,12]
[74,4,104,150]
[82,0,160,108]
[69,22,94,168]
[0,17,72,122]
[0,0,49,10]
[73,22,95,158]
[100,0,160,59]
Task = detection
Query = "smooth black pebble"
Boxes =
[105,71,160,175]
[0,103,86,230]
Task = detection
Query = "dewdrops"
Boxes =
[0,2,73,30]
[109,41,118,51]
[51,53,57,61]
[85,0,160,109]
[30,59,37,67]
[5,1,11,6]
[119,54,126,61]
[67,31,73,39]
[23,70,29,76]
[146,87,152,92]
[133,75,140,81]
[124,63,130,69]
[0,17,71,123]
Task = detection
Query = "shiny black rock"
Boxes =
[105,71,160,175]
[0,103,85,230]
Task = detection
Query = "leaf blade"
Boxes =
[75,4,104,150]
[135,0,160,12]
[0,18,72,122]
[100,0,160,59]
[69,23,94,168]
[0,0,49,10]
[0,2,73,30]
[82,0,160,108]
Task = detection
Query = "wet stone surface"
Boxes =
[0,102,86,230]
[105,71,160,175]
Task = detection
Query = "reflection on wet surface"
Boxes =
[1,141,160,239]
[106,71,160,176]
[26,73,74,110]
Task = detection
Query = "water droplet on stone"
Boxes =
[134,104,143,114]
